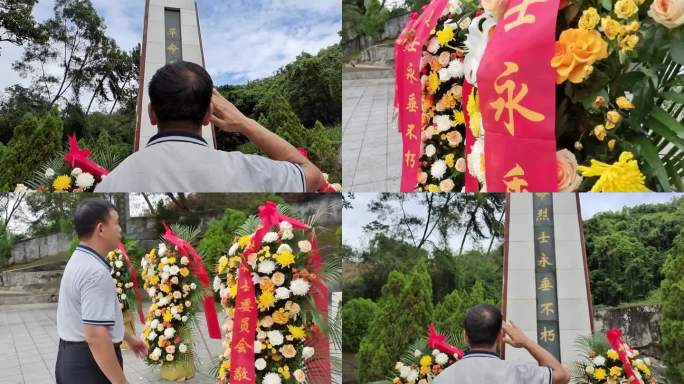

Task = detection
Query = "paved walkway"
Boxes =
[0,303,224,384]
[342,77,402,191]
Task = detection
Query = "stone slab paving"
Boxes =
[0,303,223,384]
[342,77,402,192]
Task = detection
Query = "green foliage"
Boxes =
[584,197,684,306]
[197,208,248,277]
[0,0,46,55]
[433,281,498,339]
[0,108,63,190]
[360,0,391,40]
[342,298,380,353]
[661,229,684,382]
[0,226,13,268]
[255,90,307,146]
[356,259,434,383]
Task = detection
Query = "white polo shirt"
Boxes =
[434,350,552,384]
[94,131,307,192]
[56,245,124,343]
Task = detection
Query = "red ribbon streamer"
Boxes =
[426,324,464,359]
[231,201,317,384]
[304,234,330,383]
[116,242,145,325]
[64,134,109,180]
[161,222,222,340]
[606,329,641,383]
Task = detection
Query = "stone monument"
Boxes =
[134,0,216,150]
[503,193,594,365]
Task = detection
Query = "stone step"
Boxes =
[0,290,57,305]
[342,66,394,80]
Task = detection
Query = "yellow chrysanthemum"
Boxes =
[616,96,635,110]
[467,91,481,137]
[275,251,295,268]
[258,291,276,311]
[163,310,172,323]
[420,355,432,367]
[237,235,251,248]
[427,184,440,192]
[594,367,607,380]
[607,349,619,360]
[427,71,440,94]
[167,257,176,265]
[288,325,306,340]
[609,366,622,377]
[150,275,160,285]
[579,7,600,30]
[445,153,455,168]
[218,255,228,273]
[614,0,638,19]
[578,151,651,192]
[454,110,465,126]
[53,175,71,192]
[436,27,455,46]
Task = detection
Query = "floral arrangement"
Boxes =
[386,325,463,384]
[19,134,116,192]
[140,238,201,374]
[214,202,332,384]
[404,0,684,192]
[573,330,657,383]
[107,244,140,315]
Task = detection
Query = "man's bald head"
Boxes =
[463,304,502,348]
[148,61,213,127]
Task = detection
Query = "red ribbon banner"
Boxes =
[396,0,450,192]
[161,222,222,340]
[64,134,109,180]
[477,0,559,192]
[230,201,314,384]
[606,329,641,383]
[304,234,330,383]
[116,242,145,325]
[426,324,464,359]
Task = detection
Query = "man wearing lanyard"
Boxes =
[434,304,570,384]
[55,199,148,384]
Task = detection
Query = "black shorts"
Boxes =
[55,339,123,384]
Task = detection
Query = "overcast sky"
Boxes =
[0,0,341,110]
[343,193,684,251]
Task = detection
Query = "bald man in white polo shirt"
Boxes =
[434,304,570,384]
[56,199,147,384]
[95,61,324,193]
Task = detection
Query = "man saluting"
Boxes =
[56,198,147,384]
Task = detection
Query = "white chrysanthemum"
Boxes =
[147,287,156,298]
[114,260,123,269]
[290,278,310,296]
[430,160,447,179]
[425,144,436,158]
[434,114,452,132]
[178,343,187,353]
[275,287,290,300]
[152,347,162,357]
[190,283,196,290]
[262,232,279,243]
[255,358,267,371]
[414,349,422,357]
[158,243,167,256]
[593,355,606,366]
[277,244,292,254]
[70,168,82,177]
[258,260,276,275]
[75,172,95,189]
[447,0,463,15]
[228,242,239,256]
[254,341,263,354]
[447,59,464,79]
[45,168,56,178]
[251,272,261,285]
[399,365,411,378]
[585,365,594,374]
[181,315,188,322]
[120,293,126,300]
[279,221,293,231]
[267,330,284,346]
[281,230,294,240]
[297,240,311,253]
[180,256,189,265]
[302,346,315,360]
[263,372,282,384]
[432,349,440,356]
[169,265,180,275]
[147,331,157,341]
[436,353,449,365]
[463,14,497,85]
[395,362,404,370]
[164,327,176,339]
[438,67,451,82]
[467,137,486,183]
[406,369,419,382]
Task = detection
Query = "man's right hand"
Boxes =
[502,320,531,348]
[210,88,249,133]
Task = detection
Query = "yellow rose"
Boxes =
[594,124,607,141]
[579,7,601,30]
[551,29,608,84]
[606,110,622,127]
[648,0,684,28]
[615,0,638,19]
[619,34,639,52]
[608,139,617,151]
[600,16,622,40]
[616,96,635,110]
[593,95,607,108]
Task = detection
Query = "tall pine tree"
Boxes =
[356,259,433,382]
